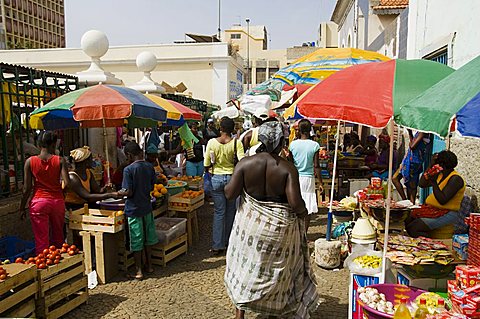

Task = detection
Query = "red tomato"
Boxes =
[49,245,56,251]
[46,259,53,266]
[38,263,46,269]
[54,259,60,264]
[37,254,44,259]
[68,250,75,256]
[15,258,23,263]
[35,259,42,266]
[0,274,6,280]
[0,269,5,275]
[42,249,49,255]
[62,243,69,248]
[70,245,77,251]
[28,257,35,262]
[60,247,67,254]
[55,255,61,260]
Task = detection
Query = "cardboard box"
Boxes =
[456,265,480,289]
[348,273,380,319]
[453,234,469,260]
[396,268,449,291]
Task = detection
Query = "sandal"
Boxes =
[209,249,224,256]
[127,273,144,281]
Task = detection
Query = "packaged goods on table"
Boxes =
[452,234,468,261]
[378,234,454,267]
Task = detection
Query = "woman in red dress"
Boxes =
[19,131,70,254]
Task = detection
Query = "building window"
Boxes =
[231,33,241,39]
[269,67,279,78]
[423,46,448,65]
[256,68,267,84]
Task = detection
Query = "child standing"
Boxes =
[119,142,158,280]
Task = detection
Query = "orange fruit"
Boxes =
[160,188,167,195]
[153,191,161,198]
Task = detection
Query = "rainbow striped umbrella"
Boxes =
[30,85,167,130]
[144,94,201,126]
[249,48,390,102]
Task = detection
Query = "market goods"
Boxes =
[168,181,187,187]
[20,244,79,268]
[179,190,203,199]
[354,255,382,269]
[357,286,395,315]
[415,292,445,313]
[0,266,8,280]
[379,234,454,266]
[339,196,357,210]
[394,297,412,319]
[414,298,429,319]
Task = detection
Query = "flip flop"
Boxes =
[209,249,224,256]
[127,273,144,281]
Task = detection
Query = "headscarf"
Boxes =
[258,121,284,154]
[367,135,377,143]
[379,134,390,143]
[70,146,91,163]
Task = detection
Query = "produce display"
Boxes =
[167,181,187,188]
[171,176,202,183]
[353,255,382,269]
[378,234,454,266]
[0,266,8,280]
[357,286,395,315]
[152,183,168,198]
[178,190,203,199]
[15,244,80,269]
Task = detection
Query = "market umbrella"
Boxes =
[144,94,201,124]
[30,84,167,181]
[396,55,480,138]
[292,59,454,282]
[249,48,390,102]
[144,94,185,126]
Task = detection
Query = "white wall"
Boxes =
[407,0,480,194]
[407,0,480,68]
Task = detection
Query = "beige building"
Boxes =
[223,24,318,89]
[1,0,65,49]
[0,41,244,107]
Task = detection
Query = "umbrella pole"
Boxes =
[102,117,111,185]
[326,120,341,241]
[381,119,395,283]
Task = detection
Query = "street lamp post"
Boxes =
[246,18,250,91]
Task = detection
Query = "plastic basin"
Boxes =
[358,284,427,319]
[166,180,187,196]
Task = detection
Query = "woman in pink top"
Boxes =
[19,131,69,254]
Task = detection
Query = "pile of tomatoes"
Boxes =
[0,266,8,280]
[15,244,79,270]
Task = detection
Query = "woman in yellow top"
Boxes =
[65,146,119,210]
[406,150,466,237]
[204,117,245,255]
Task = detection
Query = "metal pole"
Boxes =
[217,0,221,40]
[246,18,250,91]
[381,119,395,283]
[326,120,341,241]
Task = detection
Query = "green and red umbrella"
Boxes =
[293,59,454,127]
[396,55,480,138]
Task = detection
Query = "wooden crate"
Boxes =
[187,178,203,190]
[36,253,88,319]
[69,205,125,233]
[152,233,188,267]
[168,192,204,212]
[80,231,120,284]
[115,230,134,272]
[0,263,37,318]
[153,200,168,218]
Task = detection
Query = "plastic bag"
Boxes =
[344,247,389,276]
[204,172,212,196]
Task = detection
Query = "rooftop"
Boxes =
[372,0,409,10]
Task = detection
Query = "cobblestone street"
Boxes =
[67,205,349,319]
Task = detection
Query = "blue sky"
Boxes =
[65,0,337,49]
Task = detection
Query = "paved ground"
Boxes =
[67,205,349,319]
